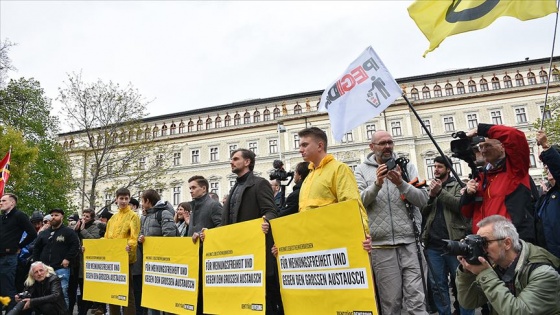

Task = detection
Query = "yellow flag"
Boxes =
[408,0,558,56]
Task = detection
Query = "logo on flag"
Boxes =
[319,46,402,142]
[0,151,11,195]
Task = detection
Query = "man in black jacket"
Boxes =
[0,193,37,311]
[32,208,80,309]
[16,261,68,315]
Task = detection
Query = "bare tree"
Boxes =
[0,39,17,88]
[59,72,176,209]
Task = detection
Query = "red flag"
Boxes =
[0,151,11,195]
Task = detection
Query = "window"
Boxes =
[155,154,163,167]
[123,161,130,173]
[467,113,478,129]
[515,108,527,123]
[422,86,431,99]
[210,182,219,195]
[433,85,442,97]
[515,74,524,86]
[144,128,150,139]
[197,119,203,131]
[421,119,431,134]
[293,134,300,149]
[248,142,258,153]
[452,158,463,176]
[105,193,113,206]
[179,122,185,133]
[539,70,548,83]
[187,121,194,132]
[468,80,477,93]
[138,157,146,170]
[244,112,251,124]
[215,117,222,128]
[224,115,231,127]
[294,105,302,114]
[527,72,536,85]
[206,118,212,129]
[173,152,181,166]
[491,111,503,125]
[456,82,465,94]
[425,158,435,180]
[254,111,260,123]
[540,105,552,120]
[529,147,537,168]
[170,123,176,135]
[391,121,402,137]
[342,132,354,143]
[173,187,181,206]
[106,162,113,175]
[229,180,236,190]
[269,140,278,154]
[480,78,489,91]
[366,124,376,140]
[229,144,238,156]
[161,125,168,136]
[136,129,142,140]
[491,77,501,90]
[234,113,241,125]
[263,109,270,121]
[445,83,454,96]
[273,107,280,119]
[503,75,512,88]
[552,69,560,81]
[152,127,158,138]
[444,116,455,132]
[191,150,200,164]
[210,147,219,161]
[411,88,419,100]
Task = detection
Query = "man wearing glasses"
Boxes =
[355,130,429,315]
[456,215,560,314]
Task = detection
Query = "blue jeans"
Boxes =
[56,267,71,308]
[0,254,18,310]
[426,248,474,315]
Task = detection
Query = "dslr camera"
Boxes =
[270,160,294,181]
[443,234,486,265]
[7,292,31,315]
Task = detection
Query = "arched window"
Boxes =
[136,129,143,140]
[178,122,185,133]
[433,85,442,97]
[410,88,419,100]
[263,109,270,121]
[491,77,501,89]
[170,123,176,135]
[527,72,536,85]
[120,132,127,143]
[273,107,280,119]
[144,127,150,139]
[468,80,477,93]
[539,70,548,83]
[197,119,203,131]
[161,125,168,136]
[514,74,524,87]
[552,68,560,81]
[63,141,69,149]
[294,104,302,114]
[253,111,260,123]
[234,113,241,125]
[69,140,75,148]
[215,116,222,128]
[503,75,512,88]
[422,86,431,99]
[112,133,118,144]
[152,127,158,138]
[456,82,465,94]
[206,118,212,129]
[244,112,251,124]
[225,115,231,127]
[187,120,194,132]
[128,130,134,141]
[445,83,454,96]
[480,78,489,91]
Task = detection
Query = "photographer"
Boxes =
[14,261,68,315]
[460,123,536,243]
[456,215,560,314]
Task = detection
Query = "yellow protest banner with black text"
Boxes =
[270,199,377,315]
[83,239,129,306]
[142,237,199,314]
[203,219,266,314]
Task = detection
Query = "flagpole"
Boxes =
[540,0,560,130]
[401,94,465,187]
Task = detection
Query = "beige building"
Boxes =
[60,56,560,210]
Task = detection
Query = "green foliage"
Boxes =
[533,96,560,145]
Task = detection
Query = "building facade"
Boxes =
[60,57,560,210]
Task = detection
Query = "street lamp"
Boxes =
[277,123,286,161]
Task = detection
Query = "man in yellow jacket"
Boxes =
[104,187,141,315]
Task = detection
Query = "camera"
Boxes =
[6,292,31,315]
[384,158,397,171]
[450,131,485,178]
[443,234,486,265]
[270,160,294,181]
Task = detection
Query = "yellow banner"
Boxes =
[270,200,377,315]
[408,0,558,56]
[83,239,129,307]
[142,237,200,314]
[203,219,266,314]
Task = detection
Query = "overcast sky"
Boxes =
[2,1,559,132]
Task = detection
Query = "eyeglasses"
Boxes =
[483,237,505,247]
[372,140,394,147]
[43,221,48,224]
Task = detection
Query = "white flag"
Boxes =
[319,46,402,141]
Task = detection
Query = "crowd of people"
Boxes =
[1,125,559,315]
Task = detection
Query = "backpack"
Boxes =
[155,208,179,236]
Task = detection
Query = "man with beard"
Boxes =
[354,130,428,315]
[32,209,80,309]
[456,215,560,314]
[421,155,473,315]
[74,208,101,315]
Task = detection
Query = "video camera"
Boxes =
[7,291,31,315]
[450,131,485,178]
[443,234,487,265]
[270,160,294,182]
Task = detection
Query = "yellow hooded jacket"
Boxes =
[105,205,141,264]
